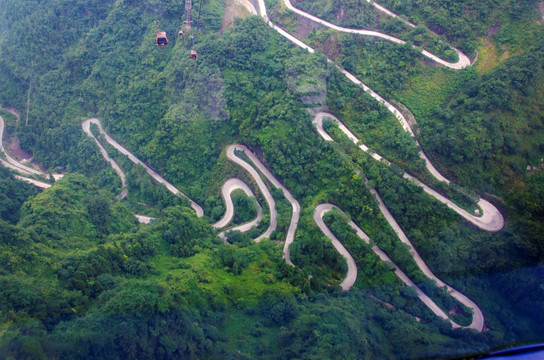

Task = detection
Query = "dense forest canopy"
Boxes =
[0,0,543,358]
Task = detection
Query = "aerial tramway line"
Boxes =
[155,18,168,46]
[155,0,201,60]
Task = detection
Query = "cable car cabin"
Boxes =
[190,50,197,59]
[156,32,168,46]
[178,30,183,37]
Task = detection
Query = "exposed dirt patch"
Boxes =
[370,295,395,310]
[1,105,45,171]
[449,304,471,318]
[319,33,342,60]
[336,7,346,22]
[539,2,544,23]
[6,134,33,161]
[295,13,323,40]
[427,23,447,36]
[285,10,343,59]
[1,106,32,160]
[475,41,511,74]
[220,0,252,33]
[484,192,505,204]
[369,294,421,322]
[484,22,502,44]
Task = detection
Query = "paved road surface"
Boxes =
[313,112,504,231]
[213,177,263,240]
[331,70,453,184]
[82,118,203,216]
[226,145,277,242]
[213,178,262,229]
[82,119,128,199]
[2,3,498,332]
[228,145,300,264]
[257,0,471,69]
[1,114,44,176]
[1,113,56,188]
[315,203,484,331]
[370,189,484,331]
[256,0,472,185]
[13,175,52,189]
[314,204,358,290]
[135,214,154,224]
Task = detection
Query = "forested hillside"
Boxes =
[0,0,543,358]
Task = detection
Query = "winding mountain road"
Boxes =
[82,119,128,199]
[1,112,55,188]
[258,0,471,69]
[80,124,298,260]
[315,203,484,331]
[226,145,277,241]
[313,112,504,231]
[1,114,44,176]
[227,145,300,264]
[13,174,52,189]
[369,189,484,331]
[0,0,507,333]
[334,69,452,184]
[213,178,262,229]
[256,0,481,188]
[313,112,487,330]
[82,118,204,216]
[250,0,503,330]
[314,204,358,290]
[212,177,263,240]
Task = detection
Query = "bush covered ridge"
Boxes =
[0,0,542,358]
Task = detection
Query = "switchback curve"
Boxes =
[247,4,496,329]
[313,112,504,231]
[256,0,491,191]
[0,114,45,177]
[315,203,484,331]
[314,204,358,290]
[258,0,471,69]
[82,118,204,216]
[212,177,264,241]
[227,145,300,264]
[79,124,299,261]
[213,178,263,229]
[1,111,55,188]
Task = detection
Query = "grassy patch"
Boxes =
[474,41,511,74]
[476,14,543,74]
[395,68,462,121]
[150,242,297,308]
[493,16,543,54]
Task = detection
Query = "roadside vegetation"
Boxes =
[0,0,542,358]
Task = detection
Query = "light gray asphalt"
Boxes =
[257,0,471,69]
[314,204,358,290]
[228,145,300,264]
[313,112,504,232]
[0,114,44,176]
[315,203,484,331]
[82,118,203,216]
[213,177,264,241]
